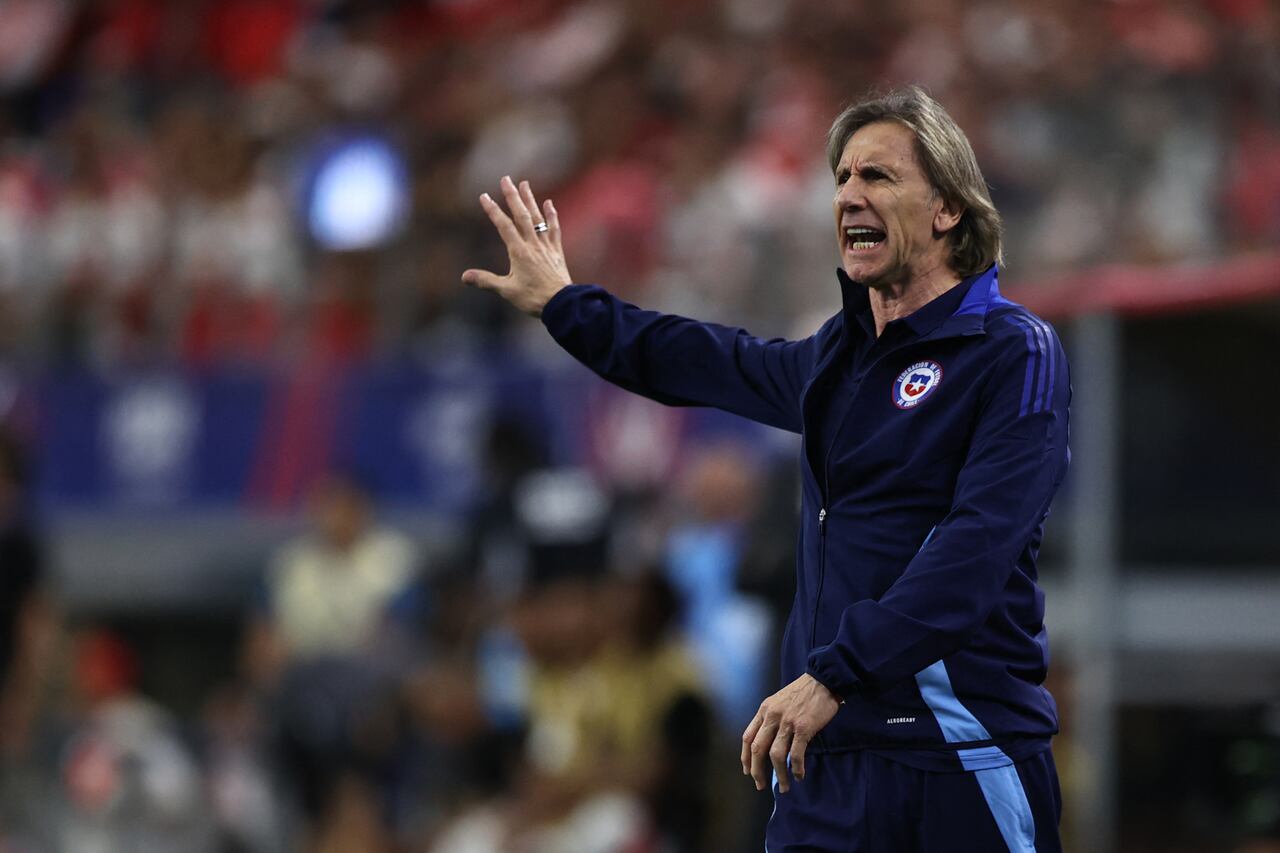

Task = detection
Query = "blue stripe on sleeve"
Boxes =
[1028,319,1050,414]
[1009,314,1059,416]
[1009,316,1041,417]
[1033,317,1057,413]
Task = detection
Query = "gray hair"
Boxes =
[826,86,1003,276]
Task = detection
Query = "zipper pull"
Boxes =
[818,508,827,529]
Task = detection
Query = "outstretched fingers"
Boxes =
[518,180,545,227]
[461,267,502,291]
[500,175,536,236]
[543,199,562,250]
[464,176,572,316]
[478,192,520,248]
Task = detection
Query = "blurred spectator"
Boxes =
[0,427,57,852]
[590,572,714,850]
[0,428,55,762]
[462,418,553,603]
[160,97,300,367]
[248,473,420,672]
[40,105,167,365]
[302,251,379,366]
[54,628,215,852]
[244,473,422,846]
[202,683,288,853]
[665,443,773,729]
[434,571,711,853]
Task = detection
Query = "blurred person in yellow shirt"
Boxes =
[250,474,419,667]
[432,571,713,853]
[243,473,423,851]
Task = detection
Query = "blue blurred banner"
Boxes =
[31,356,776,515]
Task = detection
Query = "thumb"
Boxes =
[461,268,504,291]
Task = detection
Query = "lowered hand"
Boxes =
[741,673,841,794]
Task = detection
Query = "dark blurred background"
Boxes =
[0,0,1277,851]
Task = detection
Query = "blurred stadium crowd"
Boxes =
[0,0,1278,851]
[0,0,1276,367]
[2,424,804,851]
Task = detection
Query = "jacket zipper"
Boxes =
[805,345,898,649]
[800,297,988,655]
[810,505,827,647]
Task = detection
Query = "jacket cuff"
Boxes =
[539,283,595,335]
[806,645,861,702]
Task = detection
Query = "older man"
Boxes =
[463,86,1068,852]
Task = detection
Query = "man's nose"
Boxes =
[836,183,866,211]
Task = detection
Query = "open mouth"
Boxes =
[844,226,886,251]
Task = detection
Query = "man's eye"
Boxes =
[836,171,850,186]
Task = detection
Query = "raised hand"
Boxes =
[461,175,572,317]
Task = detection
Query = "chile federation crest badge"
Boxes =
[892,360,943,409]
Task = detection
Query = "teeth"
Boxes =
[845,227,879,236]
[851,241,878,250]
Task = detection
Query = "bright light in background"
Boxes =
[306,136,409,251]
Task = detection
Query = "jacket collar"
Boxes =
[835,264,1000,342]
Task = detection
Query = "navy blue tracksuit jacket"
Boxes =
[541,264,1070,773]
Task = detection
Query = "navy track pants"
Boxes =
[764,747,1062,852]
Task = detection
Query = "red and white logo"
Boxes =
[892,360,943,409]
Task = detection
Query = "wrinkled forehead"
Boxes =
[836,120,923,172]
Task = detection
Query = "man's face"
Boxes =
[832,120,960,289]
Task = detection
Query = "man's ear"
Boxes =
[933,196,964,237]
